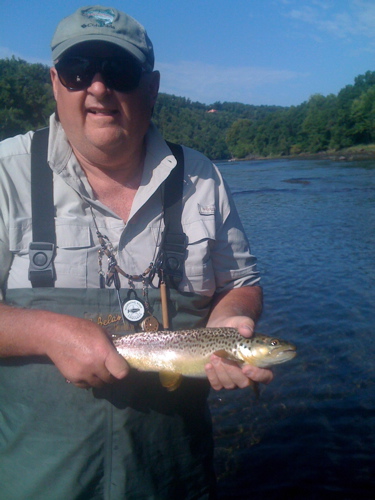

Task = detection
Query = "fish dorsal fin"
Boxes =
[213,350,242,364]
[159,371,183,391]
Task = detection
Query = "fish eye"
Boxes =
[270,339,280,346]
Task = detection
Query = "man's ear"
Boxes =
[50,67,59,101]
[148,70,160,107]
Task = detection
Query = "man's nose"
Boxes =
[87,73,110,94]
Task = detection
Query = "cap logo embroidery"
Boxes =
[82,8,116,28]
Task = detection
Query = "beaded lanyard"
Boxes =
[91,206,161,330]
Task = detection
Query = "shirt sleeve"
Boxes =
[180,147,260,296]
[0,133,33,299]
[0,158,13,299]
[211,176,260,293]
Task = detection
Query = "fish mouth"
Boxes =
[263,347,296,365]
[253,347,297,367]
[274,348,297,362]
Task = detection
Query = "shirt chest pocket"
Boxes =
[54,221,92,287]
[8,219,92,288]
[182,214,216,296]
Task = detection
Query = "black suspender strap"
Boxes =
[28,127,56,287]
[162,142,187,289]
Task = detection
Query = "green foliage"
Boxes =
[226,119,255,158]
[0,57,55,141]
[2,58,375,159]
[349,86,375,143]
[225,70,375,157]
[153,95,282,159]
[299,94,337,153]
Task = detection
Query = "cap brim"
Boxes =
[52,34,147,66]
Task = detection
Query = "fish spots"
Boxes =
[112,327,296,376]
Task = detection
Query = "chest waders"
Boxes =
[0,129,217,500]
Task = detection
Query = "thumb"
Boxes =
[105,350,129,380]
[237,318,255,338]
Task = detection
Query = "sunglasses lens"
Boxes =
[56,57,94,90]
[55,56,143,92]
[101,59,142,92]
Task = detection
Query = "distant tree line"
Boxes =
[2,57,375,159]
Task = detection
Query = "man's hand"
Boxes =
[205,315,273,390]
[0,304,129,389]
[42,315,130,389]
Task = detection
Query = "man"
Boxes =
[0,6,272,499]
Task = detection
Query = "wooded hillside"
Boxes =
[2,57,375,160]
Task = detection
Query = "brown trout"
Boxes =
[112,327,296,390]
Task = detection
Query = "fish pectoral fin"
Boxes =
[159,371,183,391]
[213,350,243,364]
[249,380,260,400]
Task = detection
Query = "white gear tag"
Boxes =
[122,299,145,323]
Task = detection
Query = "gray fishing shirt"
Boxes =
[0,114,260,298]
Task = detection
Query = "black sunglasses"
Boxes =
[55,55,144,93]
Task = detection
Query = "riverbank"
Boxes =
[237,144,375,162]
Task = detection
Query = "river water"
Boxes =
[209,159,375,499]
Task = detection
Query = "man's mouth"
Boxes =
[87,108,118,116]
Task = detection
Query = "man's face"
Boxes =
[50,42,159,167]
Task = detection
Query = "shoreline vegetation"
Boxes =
[2,57,375,164]
[232,144,375,163]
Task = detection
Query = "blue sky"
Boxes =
[1,0,375,107]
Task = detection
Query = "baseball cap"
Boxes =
[51,5,154,70]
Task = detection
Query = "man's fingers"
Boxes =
[205,355,252,391]
[242,365,274,385]
[104,350,129,380]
